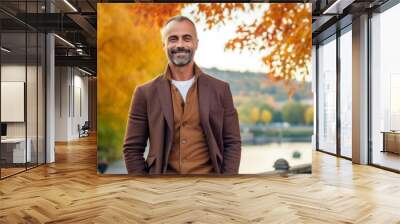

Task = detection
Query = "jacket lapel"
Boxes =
[156,76,174,132]
[197,73,210,132]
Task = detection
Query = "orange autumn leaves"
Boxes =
[126,3,185,27]
[98,4,172,159]
[125,3,312,85]
[194,3,312,95]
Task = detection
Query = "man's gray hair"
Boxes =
[160,15,198,42]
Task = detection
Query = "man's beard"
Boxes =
[167,47,193,67]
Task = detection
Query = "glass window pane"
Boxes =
[340,29,352,158]
[1,30,27,177]
[371,3,400,171]
[318,36,337,154]
[0,1,46,179]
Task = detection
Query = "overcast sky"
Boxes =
[181,4,270,73]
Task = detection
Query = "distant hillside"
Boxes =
[202,67,313,103]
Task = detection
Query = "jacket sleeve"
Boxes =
[221,83,242,174]
[123,86,149,174]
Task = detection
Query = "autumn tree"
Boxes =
[194,3,312,95]
[250,107,260,124]
[128,3,312,89]
[260,110,273,124]
[282,101,306,125]
[304,106,314,125]
[98,4,184,161]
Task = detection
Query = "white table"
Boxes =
[1,138,31,163]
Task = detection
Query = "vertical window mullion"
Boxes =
[25,0,28,171]
[316,45,319,150]
[336,27,341,157]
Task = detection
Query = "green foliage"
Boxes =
[292,151,301,159]
[282,101,307,125]
[237,100,275,125]
[280,129,312,137]
[251,128,312,138]
[206,68,313,101]
[272,110,283,123]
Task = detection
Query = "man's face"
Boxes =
[163,20,198,67]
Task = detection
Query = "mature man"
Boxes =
[123,15,241,175]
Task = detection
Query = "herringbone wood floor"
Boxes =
[1,135,400,224]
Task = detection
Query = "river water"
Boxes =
[103,142,312,174]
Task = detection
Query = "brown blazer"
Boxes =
[123,65,242,175]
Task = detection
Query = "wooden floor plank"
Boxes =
[1,135,400,223]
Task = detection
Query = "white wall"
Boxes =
[55,66,69,141]
[55,67,89,141]
[1,65,39,138]
[1,65,25,128]
[1,65,26,141]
